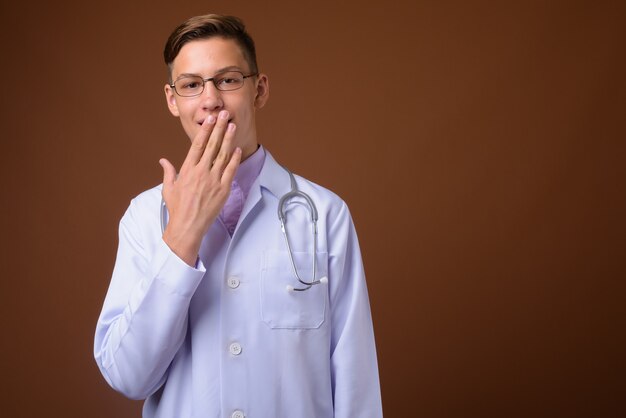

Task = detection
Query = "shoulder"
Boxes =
[291,172,353,230]
[293,173,345,209]
[119,183,163,232]
[129,183,163,212]
[263,149,350,222]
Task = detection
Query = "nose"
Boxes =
[200,82,224,111]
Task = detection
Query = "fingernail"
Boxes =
[219,110,229,120]
[227,123,236,132]
[207,115,216,124]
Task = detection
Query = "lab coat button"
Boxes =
[231,410,245,418]
[229,342,242,356]
[227,277,240,289]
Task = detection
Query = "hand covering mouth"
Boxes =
[197,118,233,125]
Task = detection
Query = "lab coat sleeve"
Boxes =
[94,198,206,400]
[328,202,383,417]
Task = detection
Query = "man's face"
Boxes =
[164,37,269,159]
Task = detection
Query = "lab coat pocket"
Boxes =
[261,250,328,329]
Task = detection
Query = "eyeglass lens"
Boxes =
[174,71,245,96]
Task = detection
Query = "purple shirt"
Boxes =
[218,145,266,235]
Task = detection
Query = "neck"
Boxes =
[240,138,259,161]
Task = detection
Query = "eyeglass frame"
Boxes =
[169,70,258,97]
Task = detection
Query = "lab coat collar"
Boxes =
[257,149,292,199]
[237,149,291,227]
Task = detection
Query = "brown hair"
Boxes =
[163,14,258,77]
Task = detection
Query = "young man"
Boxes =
[94,14,382,418]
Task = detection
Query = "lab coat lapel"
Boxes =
[234,150,291,236]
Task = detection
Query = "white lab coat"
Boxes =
[94,150,382,418]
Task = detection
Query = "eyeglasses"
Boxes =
[170,71,257,97]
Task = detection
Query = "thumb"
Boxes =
[159,158,176,188]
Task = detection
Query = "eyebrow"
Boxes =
[175,66,245,81]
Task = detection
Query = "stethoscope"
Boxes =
[159,167,327,292]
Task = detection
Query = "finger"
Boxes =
[159,158,177,189]
[181,115,216,171]
[200,110,230,169]
[210,122,237,173]
[220,147,242,185]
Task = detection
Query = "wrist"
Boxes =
[162,227,203,267]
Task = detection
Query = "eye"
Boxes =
[176,77,203,91]
[217,77,239,86]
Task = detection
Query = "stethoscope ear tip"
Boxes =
[286,285,295,292]
[320,276,328,284]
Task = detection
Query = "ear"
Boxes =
[254,74,270,109]
[164,83,180,117]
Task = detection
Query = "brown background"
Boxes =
[0,0,624,416]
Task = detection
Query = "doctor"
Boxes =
[94,14,382,418]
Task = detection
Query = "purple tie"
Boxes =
[220,180,244,236]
